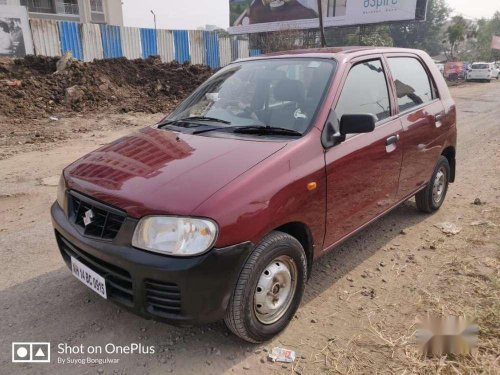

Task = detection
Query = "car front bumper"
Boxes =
[51,201,253,325]
[467,73,491,80]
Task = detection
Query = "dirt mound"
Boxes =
[0,55,214,119]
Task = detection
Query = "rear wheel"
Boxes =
[415,156,450,213]
[225,231,307,343]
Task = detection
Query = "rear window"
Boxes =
[471,64,489,69]
[388,57,434,112]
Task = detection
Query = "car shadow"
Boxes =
[0,200,430,374]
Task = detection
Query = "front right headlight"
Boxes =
[132,216,218,257]
[57,173,67,211]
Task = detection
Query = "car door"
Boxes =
[323,57,403,249]
[385,55,445,199]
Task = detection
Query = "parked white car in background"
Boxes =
[466,62,500,82]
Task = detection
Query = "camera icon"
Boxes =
[12,342,50,363]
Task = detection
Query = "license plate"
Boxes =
[71,257,107,299]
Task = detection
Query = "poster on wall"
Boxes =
[229,0,423,34]
[0,5,34,57]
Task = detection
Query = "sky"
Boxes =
[122,0,500,30]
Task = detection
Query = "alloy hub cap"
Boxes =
[254,256,297,325]
[432,168,446,205]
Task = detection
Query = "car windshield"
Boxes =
[166,58,336,135]
[471,64,489,69]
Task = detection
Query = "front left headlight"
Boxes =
[132,216,218,256]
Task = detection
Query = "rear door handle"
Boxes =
[386,134,399,146]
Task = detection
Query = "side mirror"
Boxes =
[321,111,376,148]
[339,114,376,137]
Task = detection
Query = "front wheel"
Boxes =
[225,231,307,343]
[415,156,450,213]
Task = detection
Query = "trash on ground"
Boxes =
[470,220,496,227]
[2,79,22,88]
[268,347,296,363]
[435,222,462,235]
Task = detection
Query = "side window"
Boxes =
[388,57,434,112]
[335,59,391,124]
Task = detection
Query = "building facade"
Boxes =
[0,0,123,26]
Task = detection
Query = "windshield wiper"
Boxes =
[193,125,302,137]
[158,116,231,129]
[181,116,231,124]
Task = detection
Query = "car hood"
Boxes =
[65,126,287,218]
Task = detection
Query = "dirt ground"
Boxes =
[0,81,499,375]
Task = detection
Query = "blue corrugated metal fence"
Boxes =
[100,25,123,59]
[58,21,83,60]
[173,30,190,63]
[203,31,220,69]
[140,28,157,58]
[32,20,251,67]
[249,49,261,57]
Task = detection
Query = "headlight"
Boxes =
[132,216,218,256]
[57,173,67,211]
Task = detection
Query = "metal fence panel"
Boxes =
[120,26,141,60]
[218,37,231,67]
[203,31,219,69]
[100,25,122,59]
[82,23,103,61]
[188,30,204,65]
[140,28,157,58]
[238,40,249,59]
[30,19,60,57]
[249,49,261,57]
[173,30,189,63]
[231,37,239,61]
[58,21,83,60]
[157,29,174,62]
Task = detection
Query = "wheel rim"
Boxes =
[253,255,297,325]
[432,167,447,205]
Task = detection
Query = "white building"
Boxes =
[0,0,123,26]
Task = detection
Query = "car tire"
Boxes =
[415,156,450,213]
[224,231,307,343]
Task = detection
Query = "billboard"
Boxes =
[229,0,424,34]
[0,5,34,57]
[492,35,500,51]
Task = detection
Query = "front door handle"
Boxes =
[434,113,445,127]
[386,134,400,146]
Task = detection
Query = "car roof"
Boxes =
[235,46,426,63]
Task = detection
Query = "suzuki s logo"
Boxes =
[83,209,94,227]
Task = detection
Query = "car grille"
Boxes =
[145,280,182,316]
[69,192,126,240]
[56,232,134,307]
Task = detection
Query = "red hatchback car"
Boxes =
[52,47,456,343]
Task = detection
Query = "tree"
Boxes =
[445,16,467,60]
[389,0,451,56]
[472,12,500,61]
[347,25,393,47]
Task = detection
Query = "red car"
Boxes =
[52,47,456,343]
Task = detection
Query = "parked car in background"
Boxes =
[435,62,445,75]
[466,62,500,82]
[493,62,500,79]
[52,47,457,343]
